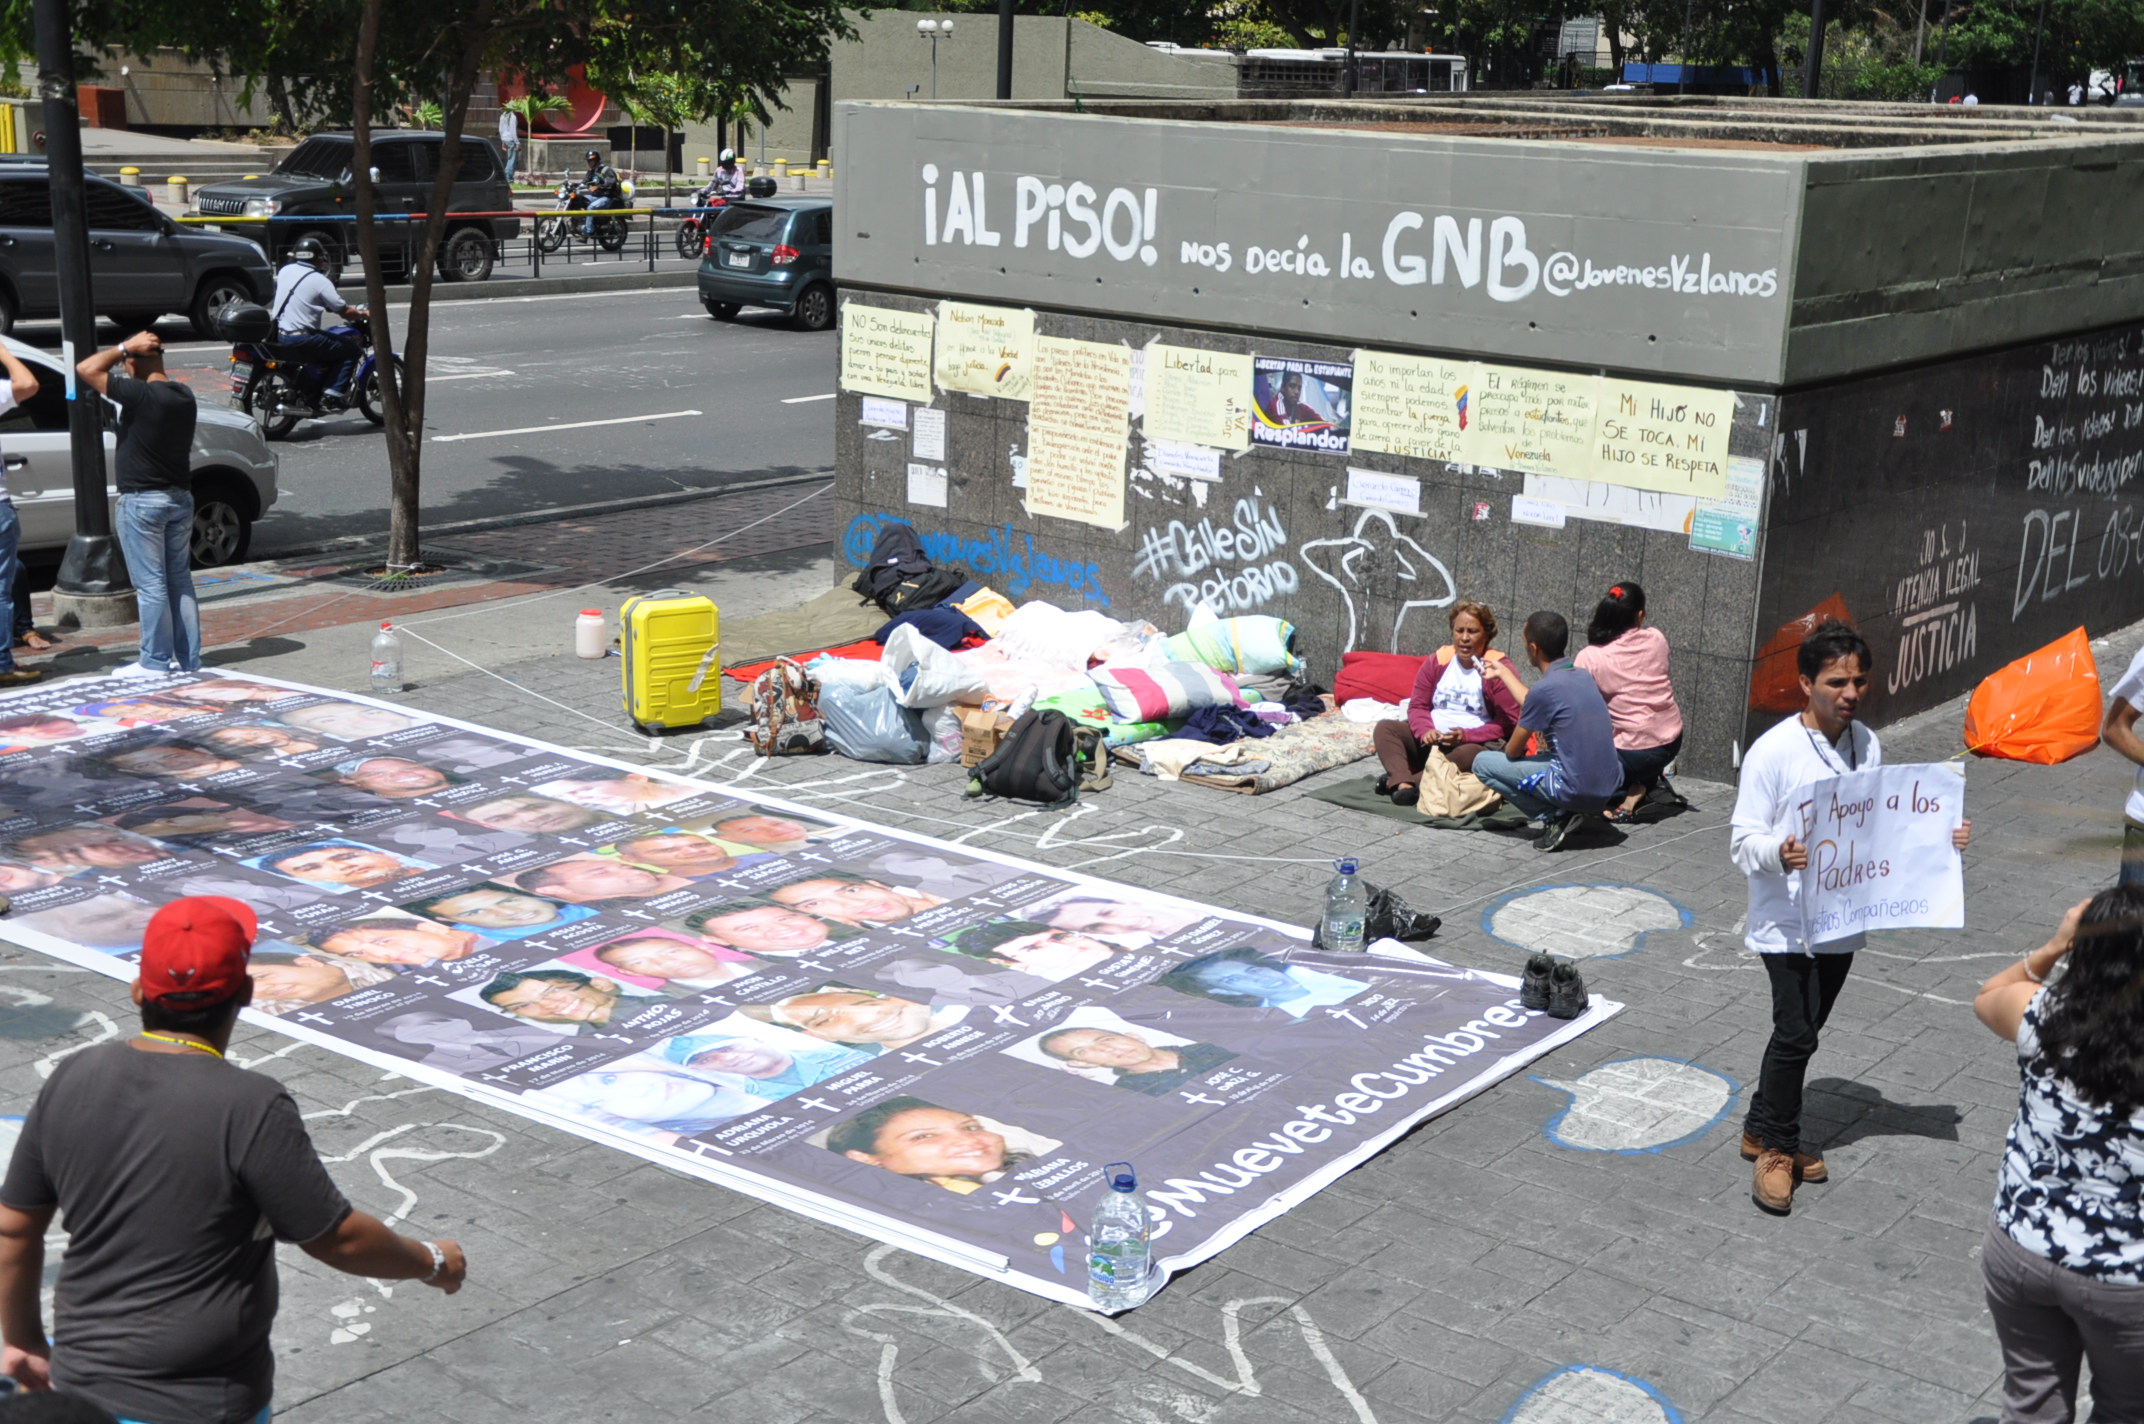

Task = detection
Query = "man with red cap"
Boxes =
[0,896,467,1422]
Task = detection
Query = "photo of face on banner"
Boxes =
[0,858,66,895]
[821,1097,1060,1196]
[369,1009,563,1075]
[679,899,858,957]
[501,854,694,905]
[558,928,761,993]
[1007,1009,1239,1097]
[739,984,966,1055]
[364,817,530,867]
[461,964,663,1033]
[529,1056,763,1145]
[275,702,420,742]
[92,740,243,781]
[939,919,1124,982]
[766,872,944,928]
[247,839,435,894]
[246,946,399,1017]
[318,755,469,801]
[529,771,696,817]
[603,829,743,879]
[200,724,324,761]
[1156,947,1370,1018]
[13,892,159,951]
[164,678,293,707]
[1020,891,1210,948]
[103,796,295,847]
[0,712,91,749]
[448,794,609,837]
[400,884,598,940]
[72,696,212,730]
[10,825,176,874]
[655,1018,874,1101]
[700,811,844,855]
[297,910,494,969]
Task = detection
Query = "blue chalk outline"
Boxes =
[1531,1056,1741,1156]
[1500,1364,1686,1424]
[1480,882,1694,961]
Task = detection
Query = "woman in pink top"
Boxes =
[1574,582,1684,821]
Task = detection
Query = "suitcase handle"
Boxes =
[645,588,694,600]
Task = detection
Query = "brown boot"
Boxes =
[1752,1148,1795,1215]
[1740,1131,1829,1183]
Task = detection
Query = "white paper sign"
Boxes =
[1148,440,1222,482]
[1346,468,1422,516]
[906,463,949,507]
[1798,763,1965,944]
[913,406,947,462]
[860,397,908,429]
[1510,496,1568,529]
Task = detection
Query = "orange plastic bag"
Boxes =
[1962,626,2101,765]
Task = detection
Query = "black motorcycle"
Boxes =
[674,185,730,259]
[537,180,631,254]
[228,314,406,441]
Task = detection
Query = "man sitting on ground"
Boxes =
[1468,610,1623,852]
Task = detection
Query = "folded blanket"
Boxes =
[1091,661,1245,722]
[1136,739,1262,781]
[1112,713,1374,794]
[1165,616,1304,678]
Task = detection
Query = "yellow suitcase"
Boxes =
[620,589,721,733]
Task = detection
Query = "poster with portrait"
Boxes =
[0,671,1618,1309]
[1249,356,1352,455]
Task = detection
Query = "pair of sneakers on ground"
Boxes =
[1519,952,1589,1019]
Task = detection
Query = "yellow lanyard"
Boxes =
[138,1033,223,1059]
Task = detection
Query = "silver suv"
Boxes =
[0,336,278,566]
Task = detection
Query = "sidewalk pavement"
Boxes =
[0,476,2129,1423]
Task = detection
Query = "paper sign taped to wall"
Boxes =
[1466,366,1600,478]
[841,305,936,404]
[1591,378,1733,498]
[1689,454,1764,559]
[1147,440,1222,482]
[935,301,1035,402]
[1346,468,1422,515]
[912,406,947,462]
[1143,343,1253,451]
[1510,495,1568,529]
[1351,350,1474,464]
[907,463,949,507]
[1798,763,1966,944]
[1522,475,1695,534]
[1026,336,1132,529]
[859,397,907,430]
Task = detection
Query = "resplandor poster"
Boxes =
[0,671,1616,1307]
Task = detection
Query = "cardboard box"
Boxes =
[959,707,1014,767]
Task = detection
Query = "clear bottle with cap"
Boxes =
[1087,1160,1154,1310]
[369,621,403,696]
[575,608,606,659]
[1321,857,1367,952]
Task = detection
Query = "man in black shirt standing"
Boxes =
[76,333,200,678]
[0,896,466,1422]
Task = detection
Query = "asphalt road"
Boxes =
[21,286,837,559]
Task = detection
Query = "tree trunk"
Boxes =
[351,0,408,571]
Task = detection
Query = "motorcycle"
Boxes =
[537,179,634,255]
[675,184,731,259]
[228,314,406,441]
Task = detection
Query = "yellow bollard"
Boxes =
[119,165,139,180]
[774,159,788,178]
[167,176,189,206]
[816,158,830,178]
[696,155,711,178]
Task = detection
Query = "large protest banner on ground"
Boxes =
[0,671,1616,1306]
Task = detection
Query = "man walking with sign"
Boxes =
[1729,621,1971,1216]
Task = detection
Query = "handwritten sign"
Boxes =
[841,305,935,404]
[1351,350,1474,464]
[935,301,1035,401]
[1689,453,1763,559]
[1144,343,1252,451]
[1521,474,1695,534]
[1466,365,1600,477]
[1345,468,1421,516]
[1026,336,1132,529]
[1799,763,1965,945]
[1591,378,1733,498]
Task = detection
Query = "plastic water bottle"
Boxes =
[369,621,404,696]
[1322,857,1368,952]
[575,608,606,659]
[1088,1161,1153,1311]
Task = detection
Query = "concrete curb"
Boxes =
[257,469,834,565]
[427,267,701,303]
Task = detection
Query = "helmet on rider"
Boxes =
[719,149,736,164]
[585,149,603,166]
[288,237,330,270]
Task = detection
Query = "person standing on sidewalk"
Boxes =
[1973,888,2144,1424]
[1729,620,1972,1215]
[498,106,521,184]
[0,896,466,1422]
[75,333,199,678]
[2097,646,2144,886]
[0,346,46,685]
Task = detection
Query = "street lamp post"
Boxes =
[916,18,955,101]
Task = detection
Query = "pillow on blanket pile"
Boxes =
[1091,662,1246,723]
[1333,650,1427,705]
[1164,616,1303,679]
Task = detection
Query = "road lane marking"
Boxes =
[426,370,515,382]
[432,409,702,443]
[782,393,836,404]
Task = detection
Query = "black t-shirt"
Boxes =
[1,1042,351,1424]
[107,374,197,494]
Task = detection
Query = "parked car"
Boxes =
[0,336,278,566]
[0,168,273,337]
[696,197,836,330]
[191,131,521,284]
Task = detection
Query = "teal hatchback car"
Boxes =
[695,196,837,330]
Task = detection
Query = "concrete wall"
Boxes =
[108,51,277,131]
[830,14,1239,105]
[832,289,1771,780]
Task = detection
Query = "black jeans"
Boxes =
[1745,951,1855,1154]
[277,330,361,398]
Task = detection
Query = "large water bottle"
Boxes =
[369,621,404,696]
[1087,1161,1153,1311]
[1322,857,1368,952]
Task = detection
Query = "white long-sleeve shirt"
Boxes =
[1730,713,1881,954]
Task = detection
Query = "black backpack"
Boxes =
[880,566,967,616]
[853,523,930,605]
[965,711,1107,806]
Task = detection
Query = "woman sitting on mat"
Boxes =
[1371,600,1526,805]
[1574,581,1685,822]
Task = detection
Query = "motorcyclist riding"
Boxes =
[714,149,745,200]
[270,237,367,410]
[579,147,623,238]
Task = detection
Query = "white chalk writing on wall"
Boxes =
[1132,496,1301,615]
[1889,520,1979,694]
[2013,329,2144,620]
[1299,510,1457,652]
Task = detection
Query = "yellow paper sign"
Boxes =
[1465,365,1601,477]
[1351,350,1475,464]
[1591,378,1734,497]
[840,305,935,404]
[1143,343,1252,451]
[935,301,1035,401]
[1026,336,1131,529]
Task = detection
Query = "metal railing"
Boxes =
[174,208,711,281]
